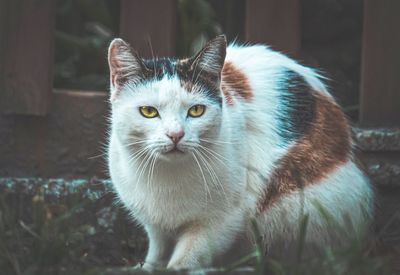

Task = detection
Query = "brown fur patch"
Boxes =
[257,92,351,213]
[221,62,253,104]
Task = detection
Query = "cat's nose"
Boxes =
[166,130,185,144]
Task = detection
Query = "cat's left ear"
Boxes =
[190,35,227,81]
[108,38,146,101]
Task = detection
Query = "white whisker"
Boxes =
[127,145,151,165]
[197,144,231,167]
[192,151,211,203]
[200,138,239,145]
[125,140,147,147]
[134,148,153,182]
[147,150,159,187]
[149,152,160,186]
[195,148,227,200]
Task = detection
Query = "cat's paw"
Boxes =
[132,261,145,270]
[130,262,155,273]
[141,262,155,272]
[140,261,167,272]
[167,265,207,275]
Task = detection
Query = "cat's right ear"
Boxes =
[108,38,145,101]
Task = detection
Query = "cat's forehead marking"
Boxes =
[177,61,218,91]
[177,59,223,106]
[143,57,177,79]
[138,57,223,106]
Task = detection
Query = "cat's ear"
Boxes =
[108,38,146,100]
[191,35,227,80]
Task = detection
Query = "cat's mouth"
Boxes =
[164,147,185,154]
[161,145,186,155]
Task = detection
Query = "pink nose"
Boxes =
[167,130,184,144]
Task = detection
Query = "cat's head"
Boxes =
[108,35,227,161]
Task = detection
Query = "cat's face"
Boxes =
[108,36,227,161]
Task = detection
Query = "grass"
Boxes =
[0,182,146,275]
[0,179,398,275]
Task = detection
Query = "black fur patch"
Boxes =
[142,57,177,80]
[277,70,316,142]
[137,57,222,106]
[177,60,222,105]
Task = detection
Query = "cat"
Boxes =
[107,35,374,271]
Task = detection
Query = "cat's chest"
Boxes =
[116,176,217,228]
[110,143,245,228]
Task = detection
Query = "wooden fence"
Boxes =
[0,0,399,178]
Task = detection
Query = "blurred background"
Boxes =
[0,0,399,274]
[0,0,399,178]
[54,0,363,115]
[0,0,400,178]
[51,0,392,123]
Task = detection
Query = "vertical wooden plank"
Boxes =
[245,0,301,57]
[0,0,54,115]
[359,0,400,126]
[120,0,177,58]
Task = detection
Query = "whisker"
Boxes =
[195,148,227,200]
[149,152,159,186]
[147,150,158,187]
[124,140,148,147]
[132,147,152,176]
[88,153,107,160]
[200,138,239,145]
[197,144,231,165]
[127,146,151,165]
[192,151,211,203]
[146,35,157,79]
[137,150,153,187]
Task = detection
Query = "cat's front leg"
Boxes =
[167,220,240,270]
[142,224,172,271]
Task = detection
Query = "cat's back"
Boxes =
[221,43,333,159]
[223,44,373,243]
[223,44,327,100]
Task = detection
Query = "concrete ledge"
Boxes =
[353,127,400,152]
[0,177,112,199]
[99,266,255,275]
[365,162,400,187]
[352,128,400,187]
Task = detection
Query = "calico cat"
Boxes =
[107,35,373,270]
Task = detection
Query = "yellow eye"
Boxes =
[139,106,159,118]
[188,105,206,117]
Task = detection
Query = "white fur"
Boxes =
[108,43,373,270]
[258,160,373,247]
